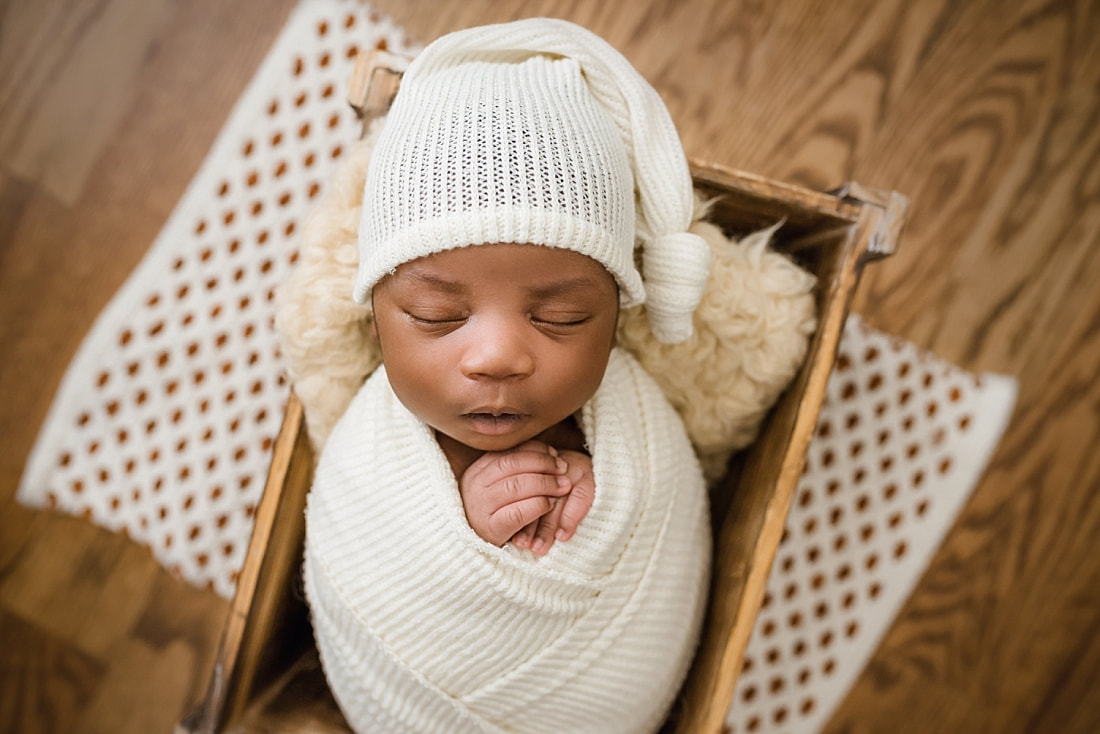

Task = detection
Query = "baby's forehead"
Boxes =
[396,243,619,291]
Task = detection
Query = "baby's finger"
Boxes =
[556,477,595,542]
[500,472,570,510]
[514,440,554,454]
[489,495,554,541]
[511,520,538,550]
[468,447,568,489]
[531,497,565,556]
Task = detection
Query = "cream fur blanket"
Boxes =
[304,347,710,733]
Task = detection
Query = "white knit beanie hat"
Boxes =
[354,18,710,343]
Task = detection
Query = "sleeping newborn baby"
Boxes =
[304,18,712,733]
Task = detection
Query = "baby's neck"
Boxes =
[437,415,587,479]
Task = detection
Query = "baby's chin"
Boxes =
[467,418,586,456]
[457,429,549,454]
[437,418,572,456]
[431,423,541,457]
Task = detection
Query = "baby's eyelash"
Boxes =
[531,316,591,327]
[406,312,466,325]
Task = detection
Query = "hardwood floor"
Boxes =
[2,0,1098,731]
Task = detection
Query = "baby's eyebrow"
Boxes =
[529,277,607,299]
[399,269,468,294]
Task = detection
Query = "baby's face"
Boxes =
[371,243,619,453]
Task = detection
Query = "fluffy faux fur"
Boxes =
[275,119,816,483]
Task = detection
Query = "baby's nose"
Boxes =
[459,321,535,380]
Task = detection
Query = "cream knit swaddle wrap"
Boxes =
[304,348,711,733]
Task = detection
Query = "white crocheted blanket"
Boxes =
[304,347,711,734]
[14,2,1019,731]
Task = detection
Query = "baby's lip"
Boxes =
[462,410,530,436]
[464,405,527,417]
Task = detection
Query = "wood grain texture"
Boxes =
[2,0,1098,731]
[0,0,178,204]
[0,608,104,734]
[0,2,296,733]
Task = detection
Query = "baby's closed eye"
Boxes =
[406,309,468,325]
[530,311,592,327]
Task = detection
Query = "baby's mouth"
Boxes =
[463,411,528,435]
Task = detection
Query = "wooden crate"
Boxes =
[179,51,907,734]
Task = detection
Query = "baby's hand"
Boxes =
[512,449,595,556]
[459,441,572,547]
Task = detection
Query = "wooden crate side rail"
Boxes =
[179,393,316,733]
[673,195,903,733]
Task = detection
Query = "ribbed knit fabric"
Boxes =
[304,348,711,733]
[354,19,711,344]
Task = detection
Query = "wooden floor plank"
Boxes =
[0,0,181,204]
[0,607,104,734]
[129,570,228,708]
[0,514,154,660]
[74,637,205,734]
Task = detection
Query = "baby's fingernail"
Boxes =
[555,528,568,541]
[555,458,567,473]
[557,475,571,489]
[532,538,546,554]
[548,446,559,457]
